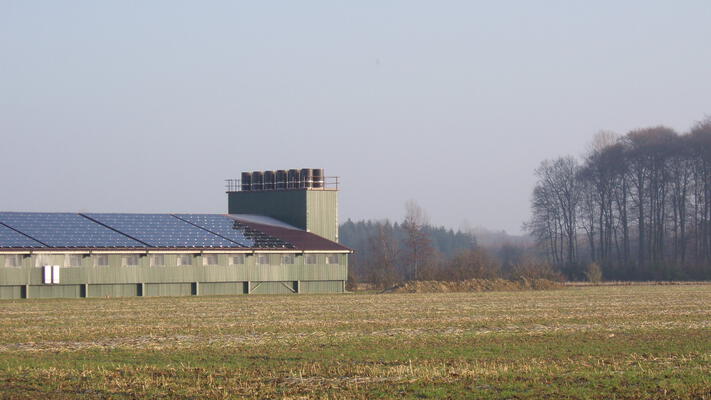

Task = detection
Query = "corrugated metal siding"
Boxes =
[250,281,296,295]
[300,280,343,294]
[295,265,347,281]
[29,284,82,299]
[144,283,192,297]
[306,190,338,242]
[88,284,139,298]
[200,282,247,296]
[0,279,346,299]
[0,286,22,299]
[0,266,27,285]
[0,263,346,286]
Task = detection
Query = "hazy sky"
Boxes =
[2,1,710,234]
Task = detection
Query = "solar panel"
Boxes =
[172,214,254,247]
[0,223,46,248]
[225,216,296,249]
[84,213,238,248]
[0,212,145,248]
[172,214,294,249]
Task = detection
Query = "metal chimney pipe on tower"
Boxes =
[241,172,252,191]
[235,168,331,191]
[263,170,276,190]
[287,169,299,189]
[251,171,264,191]
[275,170,287,189]
[300,168,313,189]
[312,168,324,188]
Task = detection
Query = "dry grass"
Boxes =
[0,285,709,399]
[565,281,711,287]
[385,278,562,293]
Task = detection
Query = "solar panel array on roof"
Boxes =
[172,214,254,247]
[0,223,46,248]
[0,212,307,250]
[174,214,294,249]
[0,212,145,248]
[226,217,296,249]
[84,213,239,248]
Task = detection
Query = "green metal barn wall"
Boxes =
[227,189,339,241]
[29,285,82,299]
[200,282,247,296]
[88,284,138,298]
[300,280,344,294]
[0,253,347,299]
[250,281,297,295]
[306,190,339,242]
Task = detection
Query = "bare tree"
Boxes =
[586,130,620,154]
[580,139,627,275]
[528,157,582,276]
[367,221,401,289]
[689,118,711,266]
[625,127,678,271]
[527,118,711,281]
[402,200,433,281]
[445,249,499,280]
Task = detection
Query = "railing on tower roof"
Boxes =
[225,176,339,193]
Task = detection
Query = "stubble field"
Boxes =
[0,285,709,399]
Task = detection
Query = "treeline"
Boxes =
[526,118,711,280]
[340,202,558,288]
[340,220,477,260]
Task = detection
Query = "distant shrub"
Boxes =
[509,258,565,282]
[346,269,359,291]
[445,249,500,281]
[585,262,603,283]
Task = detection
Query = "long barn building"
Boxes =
[0,168,350,299]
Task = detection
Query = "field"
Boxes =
[0,286,709,399]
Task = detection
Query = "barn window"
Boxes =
[177,254,193,266]
[325,254,340,265]
[122,255,139,267]
[229,254,245,265]
[305,254,317,265]
[281,254,294,265]
[256,254,269,265]
[4,255,22,268]
[94,254,109,267]
[150,254,165,267]
[65,254,83,267]
[203,254,218,266]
